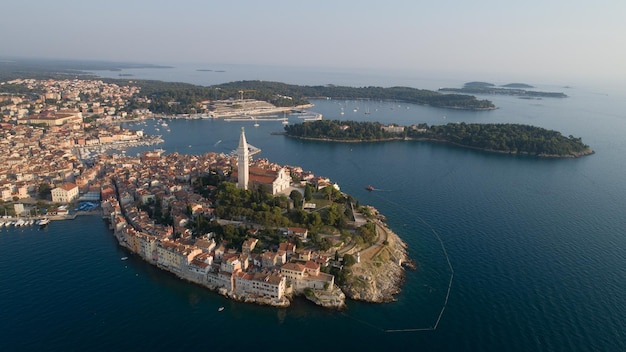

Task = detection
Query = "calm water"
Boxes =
[2,66,626,351]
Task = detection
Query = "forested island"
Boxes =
[439,81,567,98]
[102,80,495,115]
[211,80,495,110]
[283,120,593,158]
[0,59,495,114]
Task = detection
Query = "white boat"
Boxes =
[14,219,25,227]
[38,218,50,226]
[121,257,129,261]
[218,306,225,312]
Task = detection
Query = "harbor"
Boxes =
[0,216,51,227]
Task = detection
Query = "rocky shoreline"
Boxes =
[339,217,414,304]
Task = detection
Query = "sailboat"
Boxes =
[281,112,289,125]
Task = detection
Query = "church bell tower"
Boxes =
[237,127,249,190]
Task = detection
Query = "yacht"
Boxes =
[37,218,50,226]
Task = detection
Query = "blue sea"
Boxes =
[2,65,626,351]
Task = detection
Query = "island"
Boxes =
[283,120,594,158]
[501,83,534,88]
[439,81,567,98]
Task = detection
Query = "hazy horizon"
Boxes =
[2,0,625,86]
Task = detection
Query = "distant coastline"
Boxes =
[439,81,567,98]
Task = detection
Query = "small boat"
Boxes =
[121,257,129,261]
[218,306,225,312]
[365,185,374,191]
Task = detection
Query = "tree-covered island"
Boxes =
[283,120,594,158]
[208,81,496,110]
[439,81,567,98]
[110,80,496,115]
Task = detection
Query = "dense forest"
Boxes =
[283,120,593,157]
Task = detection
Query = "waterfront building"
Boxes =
[234,270,286,300]
[50,182,79,203]
[281,261,334,291]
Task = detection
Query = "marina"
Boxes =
[1,216,51,228]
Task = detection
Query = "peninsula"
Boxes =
[101,130,412,309]
[283,120,594,158]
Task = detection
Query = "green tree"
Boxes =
[38,183,52,199]
[308,212,322,229]
[343,254,357,267]
[304,184,313,201]
[322,185,334,201]
[289,190,303,209]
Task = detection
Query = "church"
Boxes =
[234,128,291,195]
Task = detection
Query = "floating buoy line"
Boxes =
[341,191,455,333]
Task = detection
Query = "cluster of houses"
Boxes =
[0,122,151,204]
[98,149,345,307]
[1,78,145,122]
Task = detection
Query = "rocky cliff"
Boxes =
[340,222,413,303]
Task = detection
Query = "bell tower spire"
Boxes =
[237,127,249,190]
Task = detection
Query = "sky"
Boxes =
[2,0,625,83]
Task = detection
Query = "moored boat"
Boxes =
[37,218,50,226]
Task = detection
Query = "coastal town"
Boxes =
[0,77,411,309]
